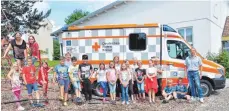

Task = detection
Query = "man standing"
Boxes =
[185,48,204,103]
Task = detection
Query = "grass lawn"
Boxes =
[34,60,60,67]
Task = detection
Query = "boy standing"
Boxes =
[135,61,146,101]
[22,57,42,107]
[68,57,82,102]
[53,57,69,106]
[78,55,93,102]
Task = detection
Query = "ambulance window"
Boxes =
[129,33,146,51]
[163,25,177,32]
[167,40,190,60]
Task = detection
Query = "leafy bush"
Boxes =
[206,51,229,78]
[53,40,60,60]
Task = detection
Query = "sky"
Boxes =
[33,0,116,32]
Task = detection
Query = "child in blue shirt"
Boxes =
[162,79,175,103]
[53,57,69,106]
[174,78,191,101]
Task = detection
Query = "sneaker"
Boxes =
[17,106,25,111]
[162,100,168,104]
[103,98,106,103]
[199,98,204,103]
[30,103,35,107]
[63,102,68,106]
[191,97,196,102]
[122,101,125,105]
[59,96,64,101]
[126,102,130,105]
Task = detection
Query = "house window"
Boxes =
[129,33,146,51]
[178,27,193,46]
[66,40,71,46]
[223,41,229,52]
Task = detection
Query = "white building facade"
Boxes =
[52,1,229,57]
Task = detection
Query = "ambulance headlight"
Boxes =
[217,68,224,75]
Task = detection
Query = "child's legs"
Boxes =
[121,85,125,101]
[58,79,65,98]
[152,90,155,101]
[100,82,108,98]
[125,86,129,102]
[63,79,70,101]
[162,91,167,99]
[173,92,177,99]
[13,89,21,106]
[167,94,173,101]
[148,89,152,101]
[26,84,33,104]
[32,82,40,103]
[85,80,92,100]
[140,83,145,99]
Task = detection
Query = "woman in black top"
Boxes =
[2,32,27,69]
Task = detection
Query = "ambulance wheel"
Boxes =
[93,83,103,97]
[200,80,212,97]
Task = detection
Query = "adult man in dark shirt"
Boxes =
[78,54,93,102]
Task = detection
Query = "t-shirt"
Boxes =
[120,70,129,82]
[55,64,69,79]
[68,65,79,81]
[164,86,175,94]
[22,65,36,84]
[175,84,188,93]
[135,68,146,81]
[97,69,107,82]
[107,68,116,82]
[115,64,121,71]
[11,39,26,59]
[78,63,93,79]
[65,60,72,67]
[29,42,39,57]
[147,67,157,76]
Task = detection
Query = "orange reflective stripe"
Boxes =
[76,60,218,74]
[62,35,180,40]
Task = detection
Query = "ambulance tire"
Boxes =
[200,80,212,97]
[93,82,103,97]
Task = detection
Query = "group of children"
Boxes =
[7,53,191,110]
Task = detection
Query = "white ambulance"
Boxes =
[59,23,226,97]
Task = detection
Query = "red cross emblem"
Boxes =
[92,42,100,51]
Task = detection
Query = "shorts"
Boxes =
[26,82,38,95]
[109,83,116,94]
[58,78,70,93]
[15,58,27,66]
[177,93,186,99]
[137,82,145,93]
[73,81,81,91]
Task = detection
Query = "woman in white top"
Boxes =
[95,63,108,102]
[145,59,158,103]
[7,62,25,110]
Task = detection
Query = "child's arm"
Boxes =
[68,68,75,82]
[106,71,110,83]
[53,66,57,84]
[41,67,46,83]
[47,67,53,73]
[7,68,14,80]
[146,69,152,78]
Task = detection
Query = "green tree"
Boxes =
[206,51,229,78]
[53,40,60,60]
[64,9,89,24]
[1,1,51,37]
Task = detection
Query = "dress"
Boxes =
[145,67,158,93]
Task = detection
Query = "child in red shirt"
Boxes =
[38,61,53,103]
[22,58,42,107]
